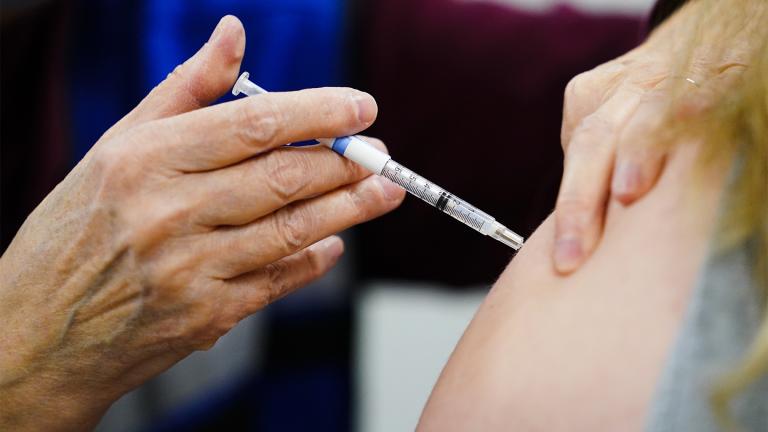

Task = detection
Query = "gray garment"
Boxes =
[646,240,768,431]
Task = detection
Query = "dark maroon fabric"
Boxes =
[1,4,72,251]
[1,1,649,286]
[353,0,644,285]
[648,0,688,31]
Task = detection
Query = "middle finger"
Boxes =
[188,138,386,227]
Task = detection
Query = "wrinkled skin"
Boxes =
[0,16,404,430]
[553,0,747,273]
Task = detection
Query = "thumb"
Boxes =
[104,15,246,140]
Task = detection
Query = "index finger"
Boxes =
[137,87,377,172]
[554,88,641,274]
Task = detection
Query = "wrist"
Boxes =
[0,305,115,431]
[1,368,111,431]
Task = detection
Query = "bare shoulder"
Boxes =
[417,142,728,431]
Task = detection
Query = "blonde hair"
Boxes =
[658,0,768,426]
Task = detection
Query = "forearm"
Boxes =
[1,247,119,431]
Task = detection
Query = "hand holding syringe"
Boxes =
[233,72,524,250]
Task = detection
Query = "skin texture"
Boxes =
[418,5,757,423]
[552,0,747,274]
[418,137,730,431]
[0,16,405,430]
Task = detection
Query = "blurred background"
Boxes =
[1,0,652,430]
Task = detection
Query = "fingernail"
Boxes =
[316,236,344,260]
[209,16,228,43]
[554,236,583,272]
[353,92,377,125]
[613,161,641,197]
[376,176,402,201]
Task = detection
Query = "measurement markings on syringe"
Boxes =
[411,178,441,205]
[383,165,410,189]
[446,199,486,231]
[382,161,486,232]
[382,163,441,206]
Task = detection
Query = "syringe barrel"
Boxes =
[379,159,496,236]
[230,72,524,249]
[321,136,391,174]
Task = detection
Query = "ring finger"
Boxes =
[200,173,405,279]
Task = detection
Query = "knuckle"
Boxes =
[188,300,236,351]
[148,64,186,100]
[344,158,369,182]
[564,63,621,110]
[566,115,612,157]
[209,316,239,346]
[167,63,185,81]
[273,205,312,254]
[318,89,356,124]
[675,92,713,119]
[345,187,371,223]
[91,141,143,197]
[93,141,128,176]
[302,247,326,280]
[556,194,593,221]
[165,203,195,228]
[263,150,311,201]
[264,260,291,304]
[564,71,592,103]
[163,337,194,357]
[564,74,582,102]
[577,112,612,135]
[196,339,217,351]
[237,97,283,147]
[562,72,601,149]
[150,198,194,234]
[340,93,360,124]
[589,60,626,89]
[125,195,195,248]
[148,255,189,294]
[323,149,368,183]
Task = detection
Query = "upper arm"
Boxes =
[417,142,728,431]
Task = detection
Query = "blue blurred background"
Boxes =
[1,0,652,430]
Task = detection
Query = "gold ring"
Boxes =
[672,75,701,87]
[684,77,699,87]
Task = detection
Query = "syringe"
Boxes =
[232,72,524,250]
